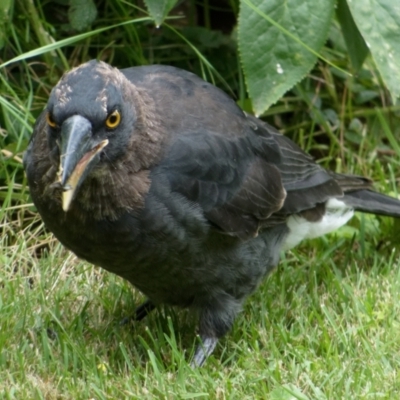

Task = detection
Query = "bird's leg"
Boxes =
[120,299,156,325]
[190,300,240,367]
[191,336,219,367]
[133,299,156,321]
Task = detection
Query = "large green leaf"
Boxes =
[144,0,178,27]
[347,0,400,103]
[238,0,335,115]
[336,0,369,71]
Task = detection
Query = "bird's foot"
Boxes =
[190,336,218,367]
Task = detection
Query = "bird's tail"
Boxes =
[343,190,400,218]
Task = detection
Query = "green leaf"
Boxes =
[347,0,400,102]
[68,0,97,32]
[144,0,178,27]
[336,0,369,71]
[0,0,12,50]
[238,0,335,115]
[0,0,12,20]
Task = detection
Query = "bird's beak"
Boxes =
[58,115,109,212]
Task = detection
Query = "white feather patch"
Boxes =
[282,198,354,251]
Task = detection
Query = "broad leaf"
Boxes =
[144,0,178,27]
[238,0,335,115]
[68,0,97,32]
[337,0,369,71]
[347,0,400,103]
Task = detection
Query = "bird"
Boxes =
[24,59,400,367]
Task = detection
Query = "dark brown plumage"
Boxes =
[24,60,400,366]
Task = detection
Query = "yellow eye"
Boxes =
[46,112,57,128]
[105,110,121,129]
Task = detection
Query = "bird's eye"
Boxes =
[105,110,121,129]
[46,112,57,128]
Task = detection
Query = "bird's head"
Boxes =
[44,60,140,212]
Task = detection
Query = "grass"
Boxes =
[2,218,400,398]
[2,1,400,398]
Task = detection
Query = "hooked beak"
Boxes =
[57,115,108,212]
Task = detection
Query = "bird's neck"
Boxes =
[68,166,151,221]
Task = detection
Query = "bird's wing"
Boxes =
[246,115,345,216]
[123,65,345,238]
[154,117,347,239]
[154,131,286,239]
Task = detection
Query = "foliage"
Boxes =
[236,0,400,114]
[238,0,336,115]
[2,0,400,114]
[68,0,97,32]
[144,0,179,27]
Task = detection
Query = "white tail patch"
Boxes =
[282,198,354,250]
